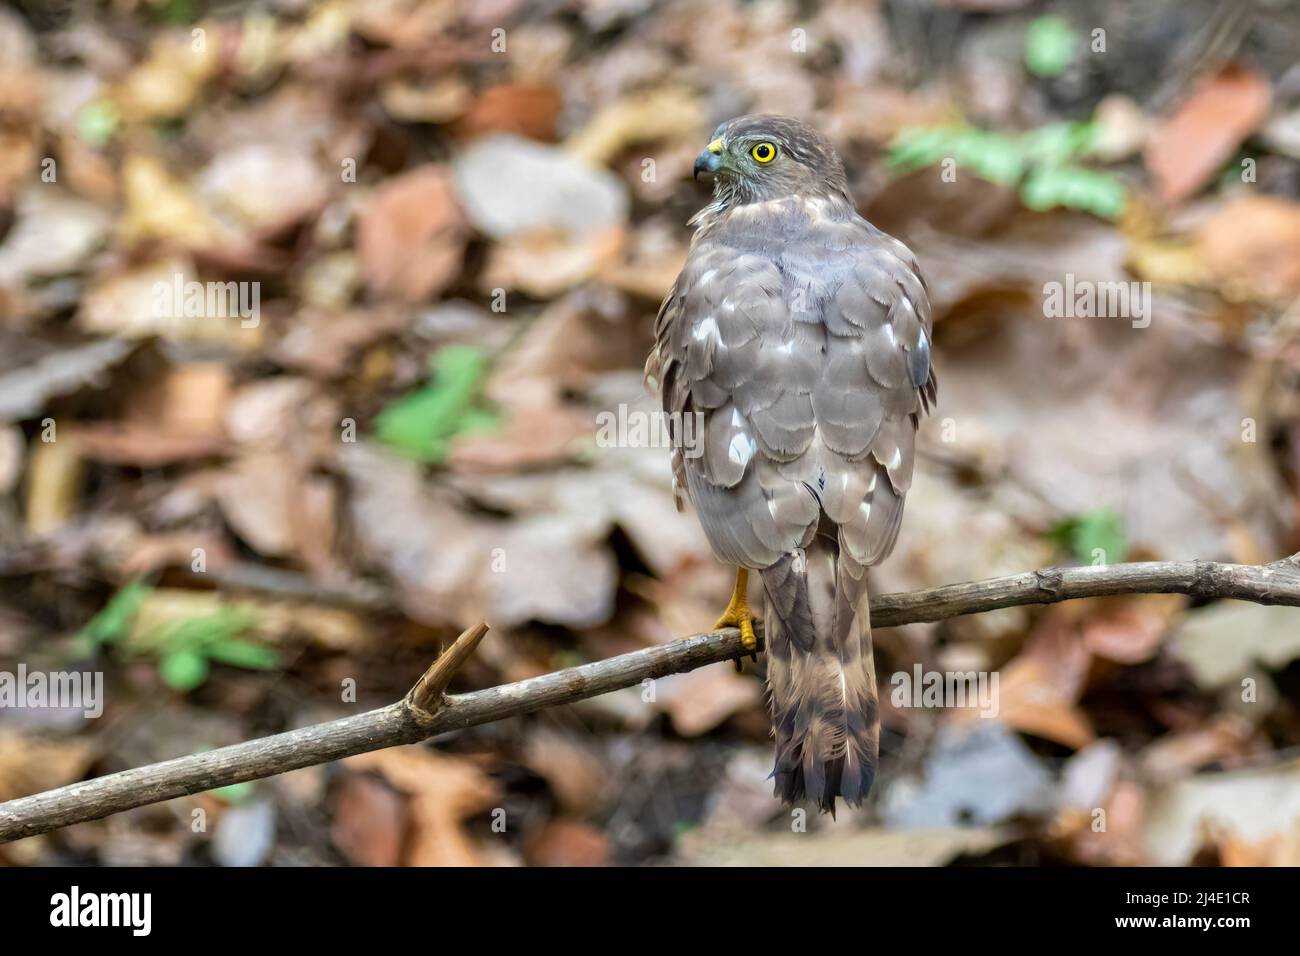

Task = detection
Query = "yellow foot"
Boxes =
[714,568,759,669]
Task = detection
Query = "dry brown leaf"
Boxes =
[447,398,588,472]
[908,216,1263,566]
[349,0,458,49]
[344,444,620,629]
[955,618,1095,749]
[331,771,410,867]
[0,730,93,802]
[113,26,221,122]
[216,453,301,557]
[1054,780,1148,866]
[1091,93,1150,163]
[0,12,42,205]
[254,602,364,651]
[358,165,467,303]
[67,425,228,466]
[452,134,628,238]
[298,252,361,312]
[1144,761,1300,865]
[273,308,410,378]
[345,746,500,867]
[117,155,220,248]
[119,531,232,578]
[381,76,471,124]
[1080,594,1181,664]
[1197,195,1300,305]
[524,819,610,867]
[480,225,626,298]
[1216,829,1271,866]
[602,235,687,300]
[341,445,490,626]
[224,378,317,447]
[1139,715,1259,784]
[293,477,339,575]
[24,434,83,535]
[149,363,233,437]
[0,336,135,422]
[0,187,111,286]
[80,256,263,347]
[67,363,236,466]
[454,83,562,142]
[1144,64,1271,205]
[485,514,619,629]
[214,453,336,568]
[655,663,762,737]
[564,87,705,167]
[280,0,352,64]
[195,143,331,238]
[489,291,646,393]
[1124,236,1204,289]
[56,133,119,204]
[1217,819,1300,867]
[1171,600,1300,689]
[522,727,609,815]
[0,424,22,495]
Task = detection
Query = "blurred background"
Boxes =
[1,0,1300,867]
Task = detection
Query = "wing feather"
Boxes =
[657,208,934,570]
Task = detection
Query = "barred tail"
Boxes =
[761,533,879,815]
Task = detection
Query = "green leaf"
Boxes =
[1073,509,1127,564]
[81,580,151,646]
[888,120,1125,222]
[209,781,255,804]
[457,407,501,436]
[157,607,259,654]
[203,637,280,670]
[1020,164,1127,219]
[145,607,278,676]
[159,649,210,692]
[1021,122,1098,166]
[1025,15,1078,78]
[961,129,1025,186]
[162,0,196,24]
[1050,509,1127,565]
[77,101,119,147]
[887,126,1026,185]
[374,345,500,462]
[886,126,956,170]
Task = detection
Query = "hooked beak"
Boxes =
[693,138,724,180]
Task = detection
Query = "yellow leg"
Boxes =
[714,568,758,654]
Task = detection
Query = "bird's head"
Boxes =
[692,114,850,206]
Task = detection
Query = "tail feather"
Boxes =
[761,532,879,814]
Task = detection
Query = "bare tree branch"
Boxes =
[869,553,1300,626]
[2,554,1298,844]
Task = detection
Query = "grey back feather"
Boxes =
[647,115,935,812]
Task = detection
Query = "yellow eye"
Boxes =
[751,142,777,163]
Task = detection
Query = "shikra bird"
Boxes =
[645,115,937,814]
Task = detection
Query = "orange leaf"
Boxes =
[1144,64,1271,204]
